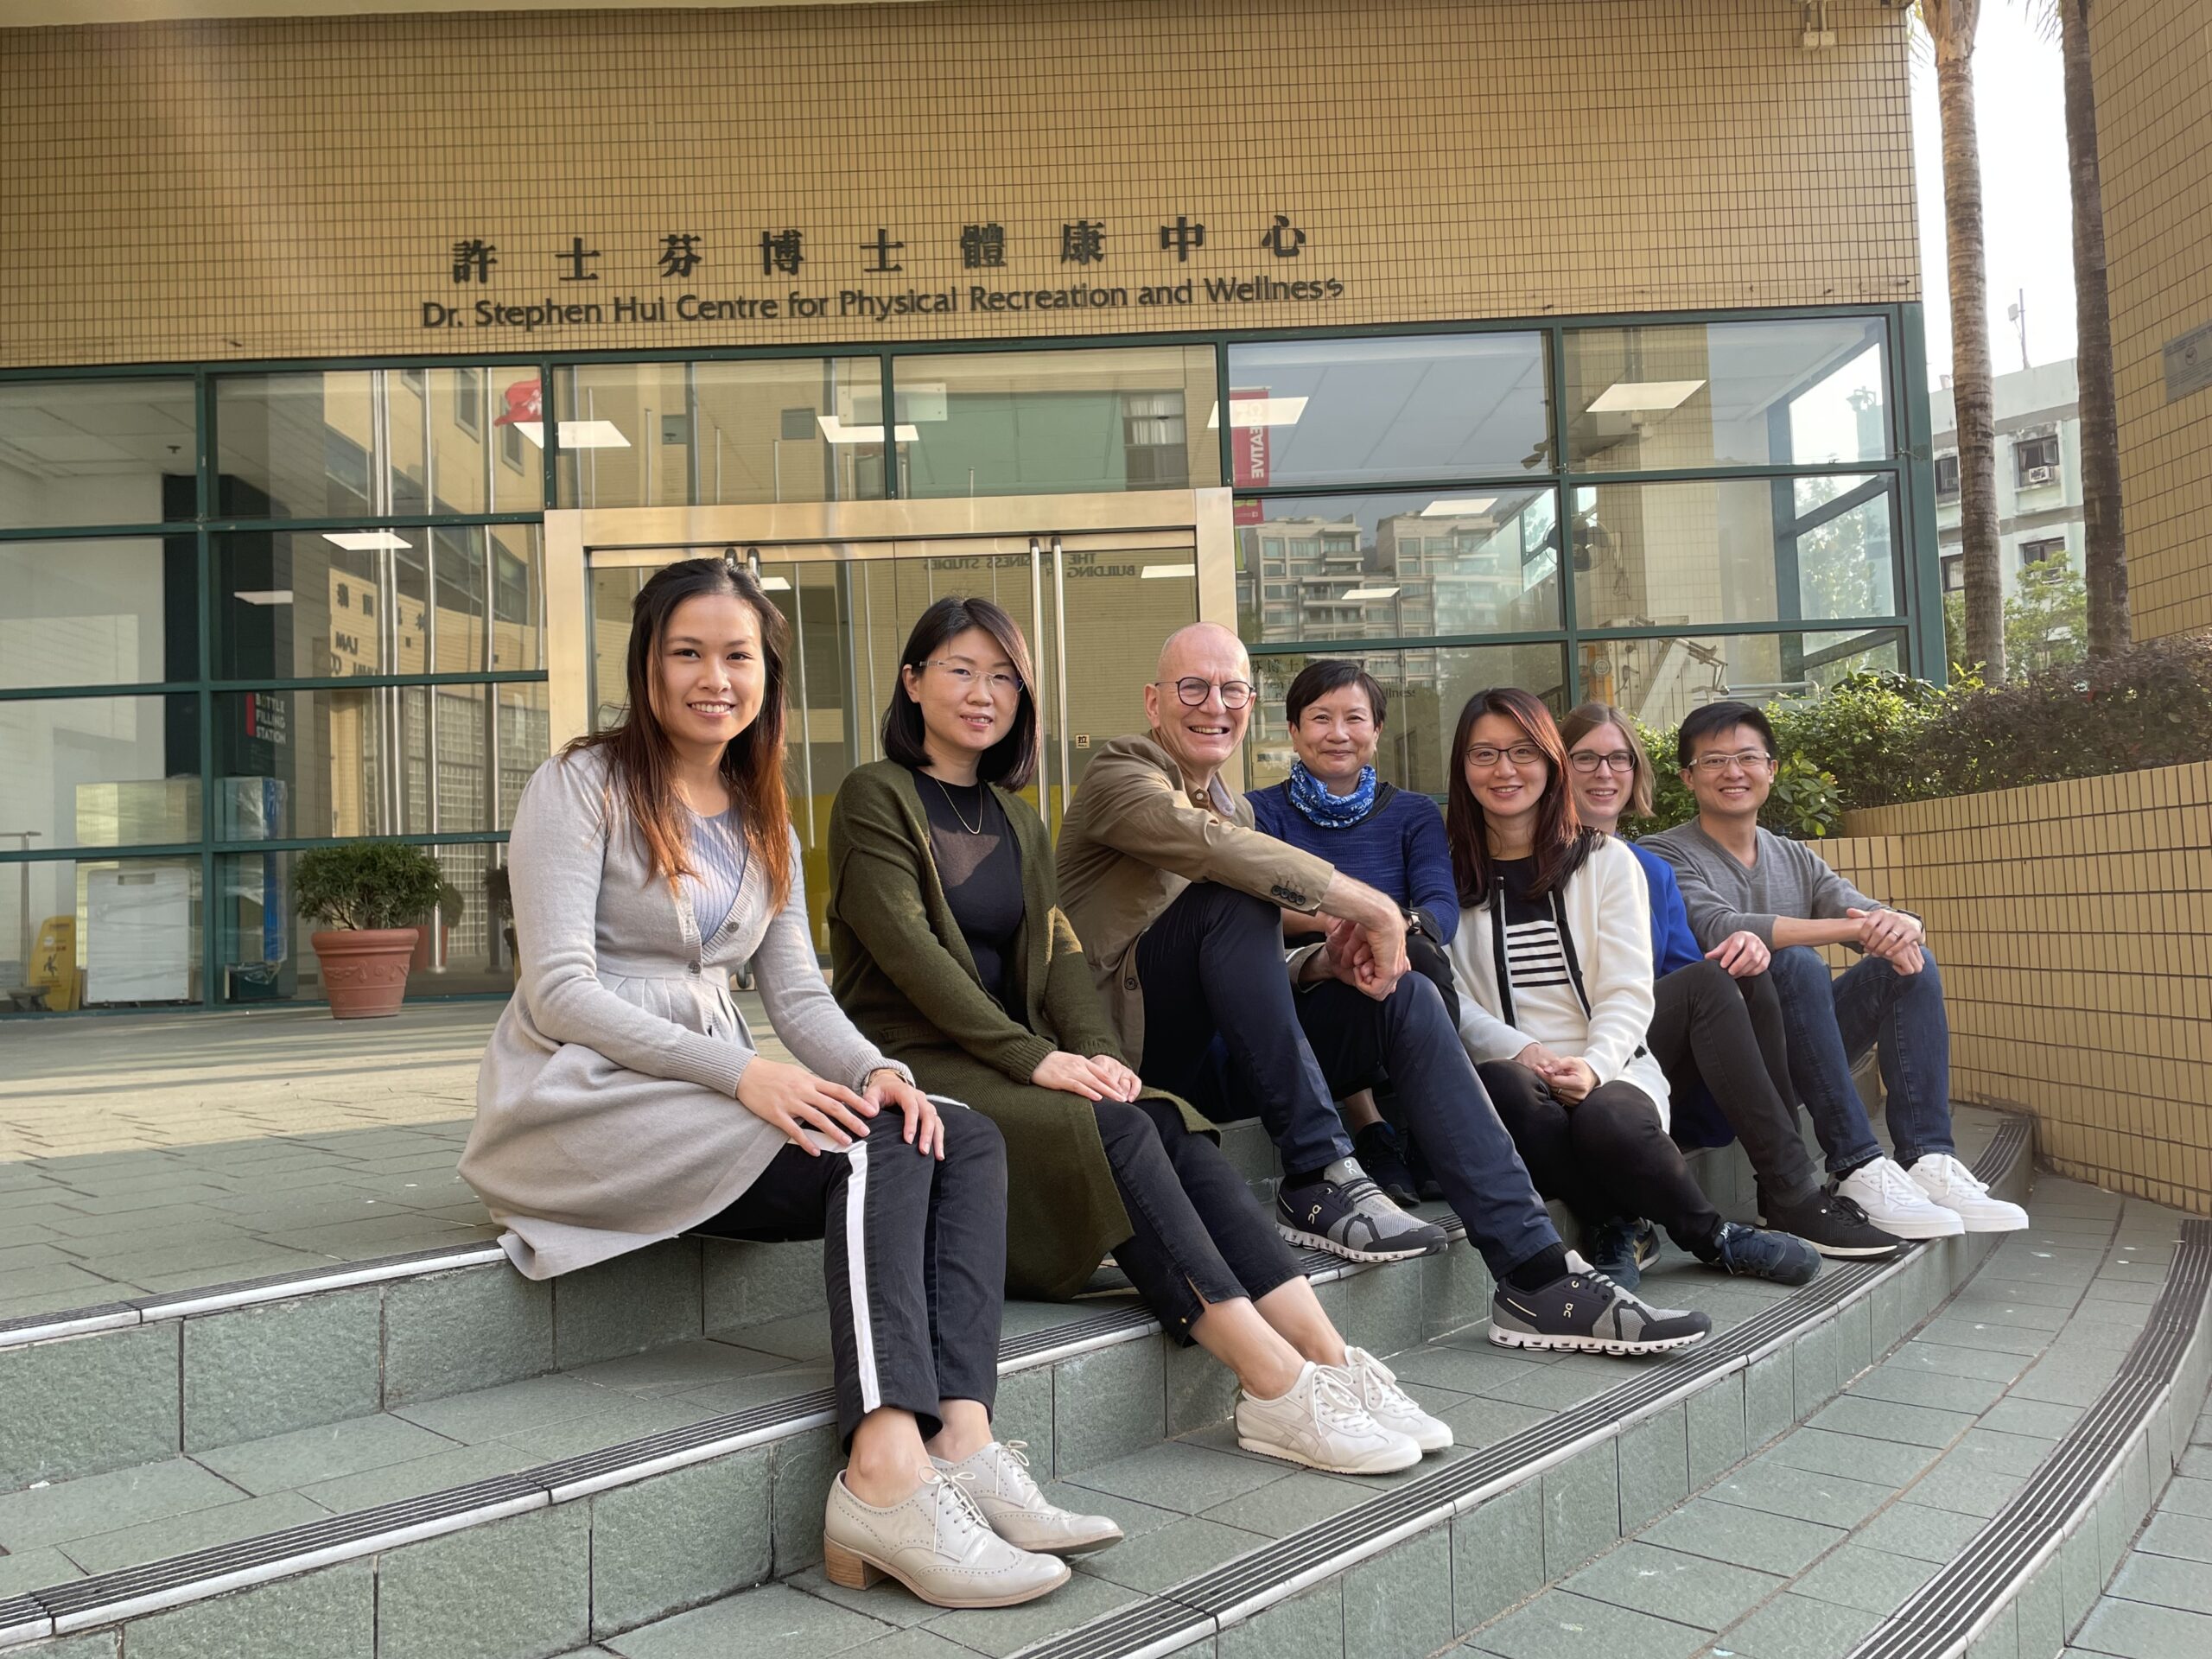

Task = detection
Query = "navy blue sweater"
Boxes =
[1247,781,1461,945]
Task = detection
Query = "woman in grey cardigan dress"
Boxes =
[462,556,1104,1610]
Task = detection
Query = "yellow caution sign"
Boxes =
[29,916,79,1011]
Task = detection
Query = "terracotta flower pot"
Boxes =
[312,927,419,1019]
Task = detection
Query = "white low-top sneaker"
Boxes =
[1908,1153,2029,1232]
[1336,1346,1452,1453]
[1236,1359,1421,1475]
[931,1440,1123,1554]
[823,1468,1070,1609]
[1836,1155,1967,1240]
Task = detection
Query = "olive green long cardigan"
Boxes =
[826,759,1211,1302]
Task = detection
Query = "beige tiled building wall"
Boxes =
[2089,0,2212,640]
[0,0,1921,369]
[1811,761,2212,1215]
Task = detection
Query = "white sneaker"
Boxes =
[1335,1346,1452,1453]
[1908,1153,2030,1233]
[931,1440,1123,1554]
[1835,1155,1966,1240]
[823,1468,1071,1609]
[1236,1359,1421,1475]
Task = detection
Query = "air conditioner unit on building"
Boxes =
[2026,466,2055,485]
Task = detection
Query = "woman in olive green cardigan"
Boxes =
[826,597,1452,1477]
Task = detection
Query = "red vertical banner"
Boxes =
[1230,386,1268,524]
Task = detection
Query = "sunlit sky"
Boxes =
[1911,8,2077,383]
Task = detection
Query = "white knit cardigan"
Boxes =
[1446,834,1673,1128]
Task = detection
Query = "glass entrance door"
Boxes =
[579,520,1201,948]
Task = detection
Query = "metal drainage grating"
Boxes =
[1014,1120,2029,1659]
[1845,1214,2212,1659]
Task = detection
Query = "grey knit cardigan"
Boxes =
[461,748,907,1279]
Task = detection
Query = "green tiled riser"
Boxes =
[10,1135,2013,1659]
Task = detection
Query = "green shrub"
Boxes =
[1634,719,1698,833]
[1766,670,1953,811]
[295,842,450,931]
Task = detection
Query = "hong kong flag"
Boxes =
[493,378,542,426]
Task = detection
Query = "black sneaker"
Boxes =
[1585,1217,1660,1291]
[1706,1221,1821,1286]
[1488,1252,1711,1356]
[1759,1187,1908,1260]
[1276,1158,1450,1263]
[1352,1121,1421,1208]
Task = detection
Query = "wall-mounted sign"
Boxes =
[419,215,1347,333]
[2164,319,2212,403]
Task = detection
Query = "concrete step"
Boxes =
[0,1109,2019,1658]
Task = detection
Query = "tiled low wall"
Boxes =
[1809,760,2212,1214]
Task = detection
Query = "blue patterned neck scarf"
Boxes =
[1287,760,1377,828]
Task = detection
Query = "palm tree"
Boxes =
[2052,0,2129,656]
[1919,1,2005,681]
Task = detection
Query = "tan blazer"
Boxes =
[1053,733,1335,1067]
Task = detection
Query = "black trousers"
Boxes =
[1477,1062,1725,1255]
[1093,1094,1304,1341]
[1646,961,1821,1207]
[1138,881,1561,1283]
[691,1107,1007,1447]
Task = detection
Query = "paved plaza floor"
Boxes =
[0,995,788,1322]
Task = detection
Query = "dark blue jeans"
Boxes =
[1767,944,1958,1174]
[1137,882,1560,1281]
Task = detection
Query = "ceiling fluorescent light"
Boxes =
[1140,563,1197,580]
[322,531,413,551]
[816,415,920,444]
[756,575,791,592]
[1421,498,1497,517]
[1341,587,1401,601]
[1204,396,1309,429]
[512,420,630,448]
[1586,379,1706,414]
[232,589,294,606]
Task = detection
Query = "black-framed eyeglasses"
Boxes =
[1155,677,1255,710]
[1569,750,1638,774]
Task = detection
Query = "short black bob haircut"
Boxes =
[880,594,1041,789]
[1675,699,1777,770]
[1283,658,1389,730]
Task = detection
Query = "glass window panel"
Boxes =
[1565,317,1891,473]
[214,525,540,680]
[1,855,202,1013]
[216,368,543,518]
[554,358,885,507]
[1577,628,1906,734]
[216,841,516,1007]
[1236,490,1562,645]
[1246,644,1569,801]
[1570,475,1898,631]
[1224,334,1551,487]
[0,537,198,689]
[0,379,197,531]
[0,694,200,852]
[898,346,1220,498]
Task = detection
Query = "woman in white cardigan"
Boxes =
[1440,687,1819,1287]
[464,556,1105,1611]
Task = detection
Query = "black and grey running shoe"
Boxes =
[1758,1187,1908,1260]
[1276,1158,1450,1263]
[1488,1251,1712,1356]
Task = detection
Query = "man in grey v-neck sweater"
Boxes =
[1646,702,2027,1241]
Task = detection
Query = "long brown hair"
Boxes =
[1444,687,1597,906]
[1559,701,1654,819]
[564,555,794,910]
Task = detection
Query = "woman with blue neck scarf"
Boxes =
[1249,661,1459,1204]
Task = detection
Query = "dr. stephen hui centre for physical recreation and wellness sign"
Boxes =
[421,214,1348,334]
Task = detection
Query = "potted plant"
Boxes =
[294,842,448,1019]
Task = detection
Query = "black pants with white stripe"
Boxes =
[692,1108,1007,1447]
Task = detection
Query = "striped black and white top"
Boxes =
[685,807,751,943]
[1494,859,1587,1039]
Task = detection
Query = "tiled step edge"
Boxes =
[1843,1213,2212,1659]
[0,1235,1409,1650]
[1007,1115,2034,1659]
[0,1243,511,1351]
